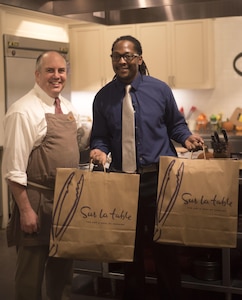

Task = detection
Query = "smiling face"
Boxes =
[35,51,67,98]
[111,40,143,84]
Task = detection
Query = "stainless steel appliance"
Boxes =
[0,0,242,25]
[3,34,71,111]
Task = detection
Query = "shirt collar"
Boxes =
[33,83,61,106]
[131,73,143,91]
[115,73,143,92]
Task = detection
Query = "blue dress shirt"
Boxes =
[90,74,192,170]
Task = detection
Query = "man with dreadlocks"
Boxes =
[90,35,203,300]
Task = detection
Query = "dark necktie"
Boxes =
[55,97,63,114]
[122,85,136,173]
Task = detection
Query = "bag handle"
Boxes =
[190,145,207,159]
[90,159,107,172]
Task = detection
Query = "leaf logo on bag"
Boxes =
[49,171,84,256]
[154,159,184,241]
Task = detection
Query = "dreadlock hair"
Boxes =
[111,35,150,76]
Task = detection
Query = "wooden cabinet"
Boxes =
[171,19,214,89]
[69,25,103,91]
[136,22,171,85]
[69,24,135,91]
[69,19,214,91]
[137,19,214,89]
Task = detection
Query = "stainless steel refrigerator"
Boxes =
[3,34,71,111]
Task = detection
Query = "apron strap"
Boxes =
[27,181,54,191]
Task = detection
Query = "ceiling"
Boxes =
[0,0,242,25]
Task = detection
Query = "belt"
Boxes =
[137,164,158,174]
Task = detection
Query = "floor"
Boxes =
[0,227,118,300]
[0,228,240,300]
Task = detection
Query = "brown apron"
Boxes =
[7,112,80,247]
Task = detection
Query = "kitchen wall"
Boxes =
[71,17,242,132]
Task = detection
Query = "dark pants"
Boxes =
[122,171,181,300]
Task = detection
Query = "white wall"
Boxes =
[71,91,96,117]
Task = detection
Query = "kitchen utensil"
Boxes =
[179,106,184,117]
[211,130,229,158]
[186,106,197,120]
[214,131,220,143]
[221,129,228,143]
[192,256,221,281]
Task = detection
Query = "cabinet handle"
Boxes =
[172,76,176,87]
[168,76,172,86]
[168,76,176,88]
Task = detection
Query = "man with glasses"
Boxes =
[90,35,203,300]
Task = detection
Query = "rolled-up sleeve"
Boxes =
[2,112,36,186]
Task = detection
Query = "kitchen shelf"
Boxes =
[73,232,242,300]
[231,279,242,289]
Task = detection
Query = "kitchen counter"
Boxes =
[193,130,242,138]
[173,130,242,154]
[199,131,242,154]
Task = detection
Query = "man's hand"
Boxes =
[90,149,107,165]
[8,180,39,234]
[184,134,204,152]
[19,207,39,234]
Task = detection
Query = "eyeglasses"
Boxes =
[110,53,139,62]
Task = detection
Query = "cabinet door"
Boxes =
[136,22,170,84]
[103,25,136,84]
[70,20,214,91]
[171,19,214,89]
[69,25,136,91]
[136,19,214,89]
[69,26,104,91]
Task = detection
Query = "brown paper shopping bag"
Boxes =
[49,168,140,262]
[154,156,240,248]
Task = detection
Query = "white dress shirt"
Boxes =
[2,83,90,186]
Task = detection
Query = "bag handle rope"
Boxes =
[190,145,207,160]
